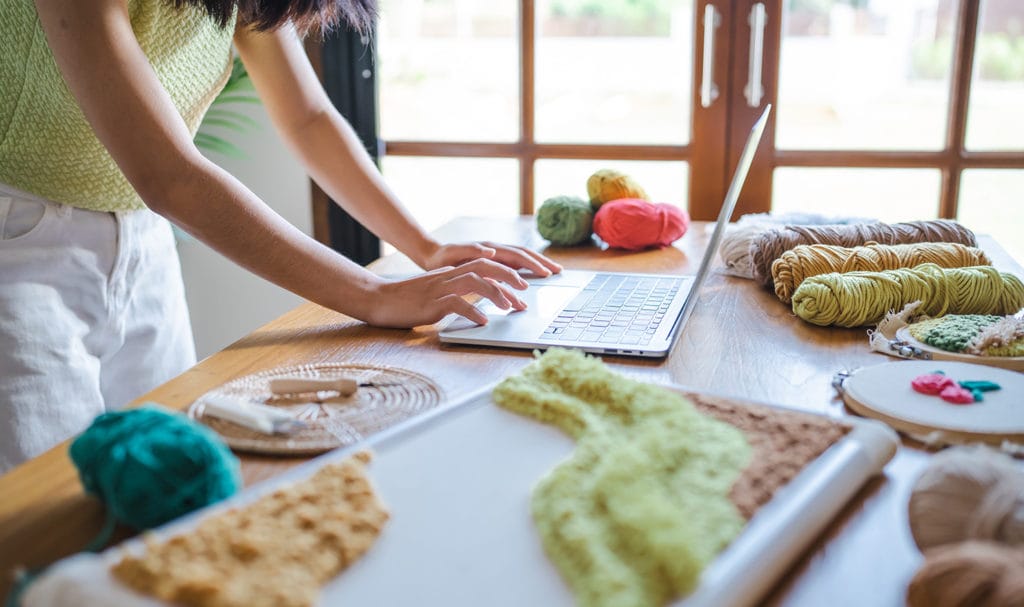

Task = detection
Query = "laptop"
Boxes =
[439,105,771,358]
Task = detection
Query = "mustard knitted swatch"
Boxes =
[772,242,991,303]
[493,348,750,607]
[0,1,235,211]
[791,263,1024,328]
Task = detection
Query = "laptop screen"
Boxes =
[668,105,772,339]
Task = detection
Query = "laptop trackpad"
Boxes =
[443,285,578,335]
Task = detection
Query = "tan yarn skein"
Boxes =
[908,446,1024,551]
[772,242,991,303]
[750,219,977,287]
[791,264,1024,327]
[906,541,1024,607]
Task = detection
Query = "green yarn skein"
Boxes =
[537,195,594,246]
[70,405,242,530]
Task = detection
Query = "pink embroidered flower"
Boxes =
[911,373,955,395]
[939,384,975,405]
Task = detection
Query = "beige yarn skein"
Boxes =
[908,446,1024,551]
[906,541,1024,607]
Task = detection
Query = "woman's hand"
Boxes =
[364,259,532,328]
[421,241,563,278]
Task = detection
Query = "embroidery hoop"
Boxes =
[891,326,1024,372]
[836,360,1024,451]
[867,302,1024,372]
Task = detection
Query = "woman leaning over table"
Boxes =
[0,0,561,473]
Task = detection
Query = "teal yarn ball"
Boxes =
[537,195,594,246]
[69,405,242,530]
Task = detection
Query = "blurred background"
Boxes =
[186,0,1023,356]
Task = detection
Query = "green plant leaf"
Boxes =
[199,116,253,133]
[202,109,260,130]
[194,55,262,158]
[212,94,262,105]
[195,132,246,158]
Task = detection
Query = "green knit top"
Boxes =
[0,1,236,211]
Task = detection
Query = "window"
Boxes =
[316,0,1024,261]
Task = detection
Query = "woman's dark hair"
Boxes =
[176,0,377,34]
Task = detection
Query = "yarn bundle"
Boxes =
[586,168,649,208]
[536,169,689,250]
[791,263,1024,327]
[719,212,879,278]
[536,195,594,246]
[771,242,991,303]
[750,219,978,288]
[905,446,1024,607]
[6,406,242,607]
[70,405,242,530]
[593,198,689,251]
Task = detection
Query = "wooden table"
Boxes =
[1,218,1020,605]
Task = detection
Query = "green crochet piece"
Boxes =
[908,315,1024,357]
[492,348,751,607]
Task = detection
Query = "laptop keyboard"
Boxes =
[539,274,684,346]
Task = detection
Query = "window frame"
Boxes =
[313,0,1024,252]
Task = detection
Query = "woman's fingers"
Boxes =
[482,242,563,276]
[443,272,514,310]
[436,294,488,325]
[486,277,527,310]
[436,258,529,290]
[370,258,535,328]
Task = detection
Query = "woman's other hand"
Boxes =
[421,241,562,278]
[365,259,533,328]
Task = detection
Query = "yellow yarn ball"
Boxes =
[586,169,649,209]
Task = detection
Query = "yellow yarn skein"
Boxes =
[791,264,1024,327]
[772,242,991,303]
[586,169,649,208]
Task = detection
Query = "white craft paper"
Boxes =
[25,385,898,607]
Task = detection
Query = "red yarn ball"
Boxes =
[592,198,690,251]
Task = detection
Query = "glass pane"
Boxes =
[380,157,520,254]
[778,1,956,150]
[535,0,694,145]
[772,168,940,223]
[965,1,1024,150]
[378,0,518,142]
[957,169,1024,260]
[535,159,688,209]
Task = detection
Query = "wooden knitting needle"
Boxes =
[268,376,398,397]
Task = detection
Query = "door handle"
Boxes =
[745,2,767,107]
[700,3,720,108]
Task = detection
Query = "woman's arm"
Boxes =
[33,0,526,327]
[232,25,561,275]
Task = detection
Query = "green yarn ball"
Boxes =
[537,195,594,246]
[70,405,242,530]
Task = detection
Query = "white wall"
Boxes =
[179,104,310,359]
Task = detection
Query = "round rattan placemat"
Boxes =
[187,363,444,455]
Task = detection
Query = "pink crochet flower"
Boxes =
[939,384,975,405]
[911,373,955,395]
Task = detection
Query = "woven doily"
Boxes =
[187,363,444,455]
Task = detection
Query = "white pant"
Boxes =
[0,185,196,474]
